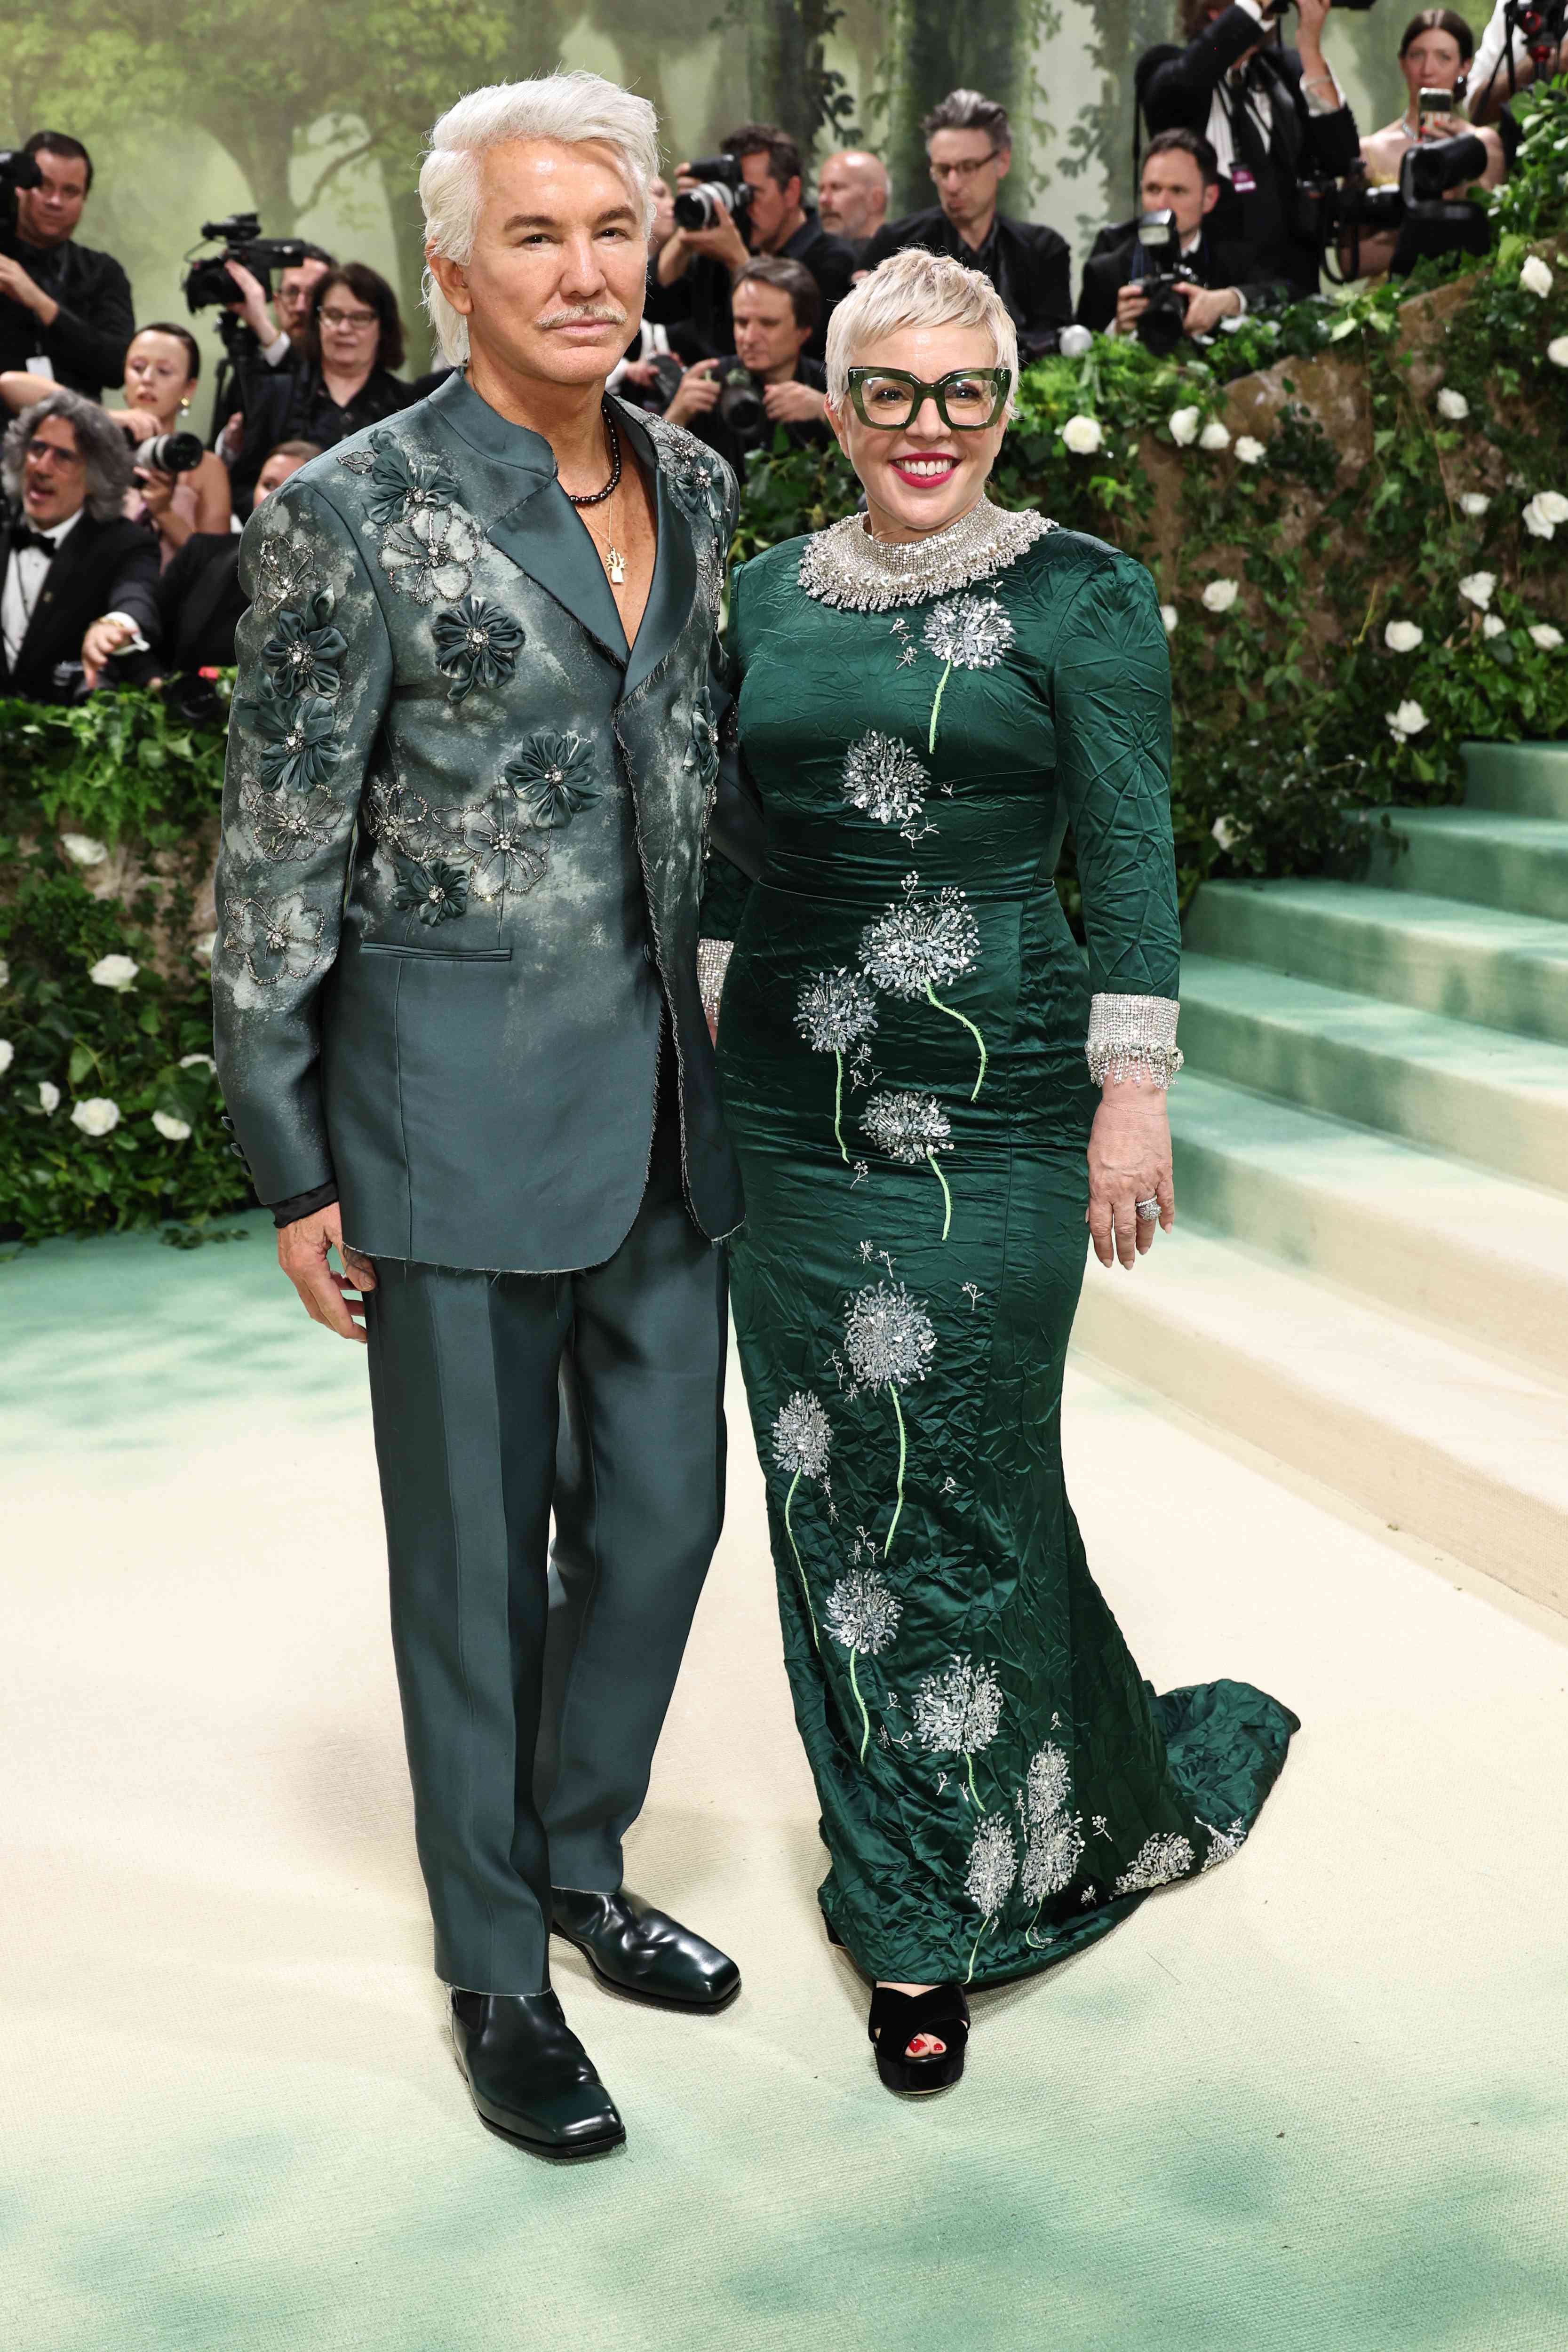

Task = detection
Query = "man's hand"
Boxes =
[1086,1084,1175,1270]
[218,410,245,462]
[0,253,56,325]
[674,181,752,277]
[1179,282,1243,336]
[1113,282,1149,336]
[224,258,276,344]
[617,355,665,390]
[1295,0,1332,44]
[665,357,723,427]
[764,379,828,425]
[81,614,137,685]
[278,1201,378,1343]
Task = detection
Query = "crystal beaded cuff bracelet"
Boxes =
[697,937,734,1026]
[1085,993,1184,1089]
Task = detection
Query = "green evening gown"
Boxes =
[707,504,1297,1990]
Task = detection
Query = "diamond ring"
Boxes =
[1135,1197,1160,1223]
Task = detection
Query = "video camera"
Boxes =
[1300,128,1494,279]
[183,214,309,316]
[674,159,754,235]
[1130,210,1201,355]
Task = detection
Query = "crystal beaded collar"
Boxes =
[797,496,1055,613]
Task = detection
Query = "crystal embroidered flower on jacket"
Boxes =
[262,592,346,699]
[863,1090,955,1240]
[824,1566,902,1761]
[1114,1832,1195,1897]
[860,881,988,1098]
[223,889,326,989]
[913,1656,1003,1805]
[505,732,599,828]
[963,1812,1019,1980]
[844,1279,936,1559]
[380,503,481,605]
[921,591,1014,752]
[252,535,313,620]
[432,595,525,705]
[795,969,877,1164]
[462,800,549,901]
[773,1392,832,1647]
[243,782,336,864]
[253,688,342,794]
[393,853,470,926]
[841,730,930,827]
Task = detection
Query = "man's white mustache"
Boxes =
[537,304,628,328]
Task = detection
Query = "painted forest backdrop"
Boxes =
[2,0,1497,422]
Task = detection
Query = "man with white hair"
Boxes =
[212,72,752,2160]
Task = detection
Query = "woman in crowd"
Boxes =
[702,247,1296,2095]
[1,321,230,560]
[234,262,411,492]
[1348,11,1509,278]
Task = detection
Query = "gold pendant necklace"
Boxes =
[566,401,626,585]
[605,541,627,586]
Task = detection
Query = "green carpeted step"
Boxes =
[1184,878,1568,1046]
[1171,1073,1568,1382]
[1179,952,1568,1192]
[1463,738,1568,819]
[1360,806,1568,921]
[1072,1216,1568,1614]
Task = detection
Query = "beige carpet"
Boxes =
[4,1215,1568,2351]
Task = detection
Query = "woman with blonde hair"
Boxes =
[702,246,1296,2094]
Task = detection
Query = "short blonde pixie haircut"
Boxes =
[824,246,1019,413]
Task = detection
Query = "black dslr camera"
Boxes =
[717,366,768,450]
[1130,210,1201,355]
[1300,128,1494,279]
[0,150,44,195]
[674,159,754,234]
[183,214,310,314]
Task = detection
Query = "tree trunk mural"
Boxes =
[878,0,1036,215]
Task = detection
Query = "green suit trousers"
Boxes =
[364,1057,729,1994]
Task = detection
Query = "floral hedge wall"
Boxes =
[3,87,1566,1244]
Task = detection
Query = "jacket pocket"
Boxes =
[358,940,512,963]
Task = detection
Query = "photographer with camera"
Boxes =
[1138,2,1362,300]
[2,322,230,556]
[858,90,1073,359]
[1079,129,1290,341]
[218,243,335,381]
[1347,14,1510,275]
[143,439,319,696]
[0,133,134,404]
[1,389,160,702]
[663,256,829,475]
[1470,0,1568,120]
[230,262,412,514]
[646,123,856,363]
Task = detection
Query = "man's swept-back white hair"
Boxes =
[421,73,660,365]
[825,247,1019,412]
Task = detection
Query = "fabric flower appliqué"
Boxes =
[684,698,718,784]
[505,732,599,829]
[361,440,462,531]
[252,687,342,793]
[381,504,482,605]
[462,800,549,901]
[393,854,470,926]
[432,595,525,704]
[262,591,346,699]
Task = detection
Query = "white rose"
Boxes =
[1523,495,1558,539]
[0,956,8,988]
[1384,620,1424,653]
[1235,435,1266,466]
[1435,388,1469,420]
[1548,336,1568,369]
[179,1052,217,1073]
[1531,489,1568,524]
[1328,313,1360,343]
[0,1039,11,1076]
[61,832,109,867]
[192,932,217,964]
[1529,624,1564,651]
[1459,571,1496,610]
[71,1097,120,1137]
[1199,419,1232,451]
[1168,405,1202,447]
[152,1111,192,1142]
[1211,816,1239,851]
[1387,699,1429,740]
[1058,324,1093,358]
[1202,577,1240,613]
[1061,413,1103,455]
[89,954,139,992]
[1160,604,1179,635]
[39,1081,60,1113]
[1459,493,1490,517]
[1520,254,1554,298]
[1483,612,1507,639]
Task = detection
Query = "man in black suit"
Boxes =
[150,439,319,682]
[1079,129,1290,337]
[859,89,1072,361]
[0,132,135,403]
[0,389,159,704]
[1137,0,1361,301]
[646,122,856,363]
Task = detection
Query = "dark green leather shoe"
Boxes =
[550,1887,741,2010]
[449,1989,625,2158]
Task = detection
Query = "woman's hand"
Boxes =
[1087,1082,1174,1270]
[119,405,161,444]
[135,465,175,520]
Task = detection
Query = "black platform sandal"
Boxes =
[867,1984,970,2095]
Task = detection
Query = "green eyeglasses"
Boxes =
[844,365,1012,430]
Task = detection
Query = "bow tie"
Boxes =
[8,523,60,557]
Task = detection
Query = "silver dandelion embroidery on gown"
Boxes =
[843,1279,936,1563]
[861,882,988,1101]
[841,731,931,827]
[863,1091,954,1239]
[1020,1740,1086,1913]
[922,593,1015,671]
[963,1813,1019,1980]
[913,1656,1003,1805]
[796,970,878,1162]
[824,1567,902,1761]
[1114,1831,1195,1896]
[772,1392,832,1648]
[1201,1818,1249,1870]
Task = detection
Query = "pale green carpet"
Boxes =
[3,1217,1567,2350]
